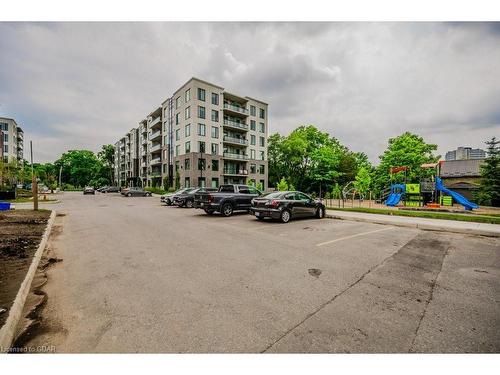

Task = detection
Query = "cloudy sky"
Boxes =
[0,22,499,163]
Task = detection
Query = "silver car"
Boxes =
[123,188,152,197]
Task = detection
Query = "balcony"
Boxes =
[223,136,248,146]
[149,130,161,141]
[150,116,161,128]
[141,161,147,168]
[223,103,248,116]
[150,157,162,165]
[223,119,248,131]
[150,143,161,152]
[223,169,248,176]
[223,152,248,161]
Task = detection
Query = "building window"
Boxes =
[260,136,265,147]
[0,122,8,131]
[260,151,265,160]
[259,108,265,119]
[176,96,181,109]
[198,177,206,187]
[211,92,219,105]
[198,123,206,136]
[175,145,180,157]
[260,179,265,190]
[259,165,265,174]
[175,129,180,141]
[250,120,256,131]
[185,141,191,153]
[211,126,219,139]
[175,113,180,125]
[175,161,180,171]
[198,158,206,170]
[185,106,191,119]
[259,122,265,133]
[250,135,256,145]
[3,134,8,142]
[185,123,191,137]
[250,164,256,174]
[250,105,256,116]
[185,89,191,103]
[185,158,190,170]
[212,160,219,171]
[211,110,219,122]
[199,141,206,153]
[211,143,218,155]
[211,177,219,188]
[197,88,206,101]
[198,106,206,119]
[185,177,190,188]
[250,149,256,159]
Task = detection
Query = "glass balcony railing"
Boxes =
[149,130,161,140]
[223,119,248,130]
[223,152,248,160]
[224,103,248,114]
[150,143,161,152]
[223,169,248,175]
[223,136,248,145]
[150,157,161,165]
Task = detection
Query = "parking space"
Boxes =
[24,192,500,353]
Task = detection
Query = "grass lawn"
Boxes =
[3,197,58,203]
[326,206,500,225]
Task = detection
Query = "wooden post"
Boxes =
[369,191,372,208]
[30,141,38,211]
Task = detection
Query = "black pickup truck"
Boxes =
[193,184,262,216]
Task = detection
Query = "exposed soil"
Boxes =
[0,210,51,327]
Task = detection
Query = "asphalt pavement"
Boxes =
[22,192,500,353]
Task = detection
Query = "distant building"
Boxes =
[439,159,484,200]
[0,117,24,163]
[445,147,486,161]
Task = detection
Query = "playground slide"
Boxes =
[385,193,402,206]
[435,177,479,210]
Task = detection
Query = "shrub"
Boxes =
[145,187,167,195]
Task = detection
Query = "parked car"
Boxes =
[194,184,261,216]
[96,186,108,192]
[83,187,95,195]
[173,187,218,208]
[162,187,195,205]
[122,187,152,197]
[101,186,120,193]
[250,191,325,223]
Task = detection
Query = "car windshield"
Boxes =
[261,192,284,199]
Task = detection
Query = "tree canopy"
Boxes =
[476,137,500,206]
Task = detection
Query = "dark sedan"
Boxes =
[123,187,152,197]
[250,191,325,223]
[101,186,120,193]
[173,187,218,208]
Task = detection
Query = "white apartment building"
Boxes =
[113,77,268,190]
[0,117,24,163]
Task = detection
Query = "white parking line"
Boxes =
[316,227,394,247]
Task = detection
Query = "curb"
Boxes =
[325,213,500,238]
[0,210,57,353]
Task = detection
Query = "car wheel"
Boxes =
[186,200,193,208]
[146,192,152,197]
[280,209,291,223]
[221,203,233,217]
[316,207,324,218]
[126,192,132,197]
[204,209,214,215]
[256,216,264,220]
[166,199,172,206]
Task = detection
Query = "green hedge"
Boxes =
[145,187,167,195]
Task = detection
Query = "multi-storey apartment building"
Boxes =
[113,77,268,190]
[164,78,268,189]
[445,147,486,161]
[0,117,24,163]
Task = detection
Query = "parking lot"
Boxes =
[23,192,500,353]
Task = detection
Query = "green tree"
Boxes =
[373,132,439,192]
[277,177,289,191]
[476,137,500,206]
[256,182,263,192]
[54,150,102,188]
[353,167,371,196]
[267,133,285,188]
[331,183,341,199]
[97,144,115,184]
[175,169,180,189]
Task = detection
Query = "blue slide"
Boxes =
[386,193,402,206]
[436,177,479,211]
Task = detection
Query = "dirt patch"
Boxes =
[0,210,51,327]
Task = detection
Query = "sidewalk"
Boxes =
[326,209,500,237]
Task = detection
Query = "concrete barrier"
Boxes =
[0,210,56,353]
